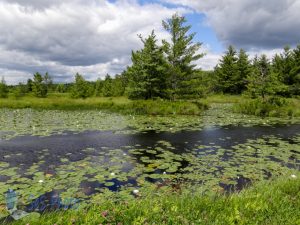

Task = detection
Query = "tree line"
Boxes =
[215,45,300,98]
[0,14,299,100]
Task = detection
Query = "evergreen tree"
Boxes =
[56,83,66,93]
[71,73,91,98]
[126,30,168,99]
[246,55,285,99]
[290,45,300,94]
[0,77,8,98]
[26,79,33,92]
[44,72,53,92]
[94,78,103,97]
[162,13,204,99]
[215,45,239,93]
[111,74,126,97]
[13,82,26,98]
[236,49,252,93]
[32,72,48,97]
[102,74,113,97]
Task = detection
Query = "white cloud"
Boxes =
[164,0,300,50]
[0,0,184,84]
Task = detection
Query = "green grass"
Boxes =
[203,94,245,104]
[234,97,300,117]
[0,94,208,115]
[9,172,300,225]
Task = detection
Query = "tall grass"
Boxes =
[9,172,300,225]
[234,97,300,117]
[0,94,208,115]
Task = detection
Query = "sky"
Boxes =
[0,0,299,84]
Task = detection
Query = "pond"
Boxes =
[0,106,300,215]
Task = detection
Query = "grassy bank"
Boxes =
[0,94,208,115]
[8,172,300,225]
[234,97,300,117]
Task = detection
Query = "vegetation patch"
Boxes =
[234,97,300,117]
[3,172,300,225]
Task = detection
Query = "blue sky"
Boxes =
[185,12,223,53]
[0,0,299,84]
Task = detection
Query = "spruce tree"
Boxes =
[246,55,285,99]
[162,13,204,100]
[126,30,167,99]
[290,45,300,94]
[236,49,252,93]
[215,45,238,93]
[0,77,8,98]
[32,72,48,97]
[102,74,113,97]
[71,73,90,99]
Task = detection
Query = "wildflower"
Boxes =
[110,172,115,176]
[38,180,44,183]
[133,189,139,195]
[101,210,108,218]
[291,174,297,179]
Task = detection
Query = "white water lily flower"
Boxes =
[110,172,115,176]
[291,174,297,178]
[38,180,44,183]
[133,189,139,194]
[163,172,166,175]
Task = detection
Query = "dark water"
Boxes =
[1,124,300,168]
[0,124,300,214]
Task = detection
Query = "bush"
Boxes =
[234,97,294,117]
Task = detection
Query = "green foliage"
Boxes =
[102,74,113,97]
[12,83,27,99]
[126,31,168,99]
[56,83,66,93]
[274,45,300,95]
[111,74,126,97]
[0,77,8,98]
[234,97,299,117]
[215,46,251,94]
[94,78,103,97]
[71,73,93,99]
[32,72,48,98]
[236,49,252,93]
[215,46,238,93]
[10,173,300,225]
[246,55,287,99]
[26,79,33,92]
[162,13,204,99]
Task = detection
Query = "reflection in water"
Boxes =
[0,124,299,213]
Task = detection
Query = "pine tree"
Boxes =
[71,73,91,99]
[111,74,126,97]
[126,30,168,99]
[26,79,33,92]
[246,55,285,99]
[44,72,53,92]
[290,45,300,94]
[162,13,204,100]
[0,77,9,98]
[215,45,239,93]
[236,49,252,93]
[32,72,48,97]
[102,74,113,97]
[94,78,103,97]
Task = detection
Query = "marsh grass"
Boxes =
[0,94,208,115]
[234,97,300,117]
[9,172,300,225]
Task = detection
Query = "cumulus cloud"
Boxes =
[164,0,300,50]
[0,0,182,84]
